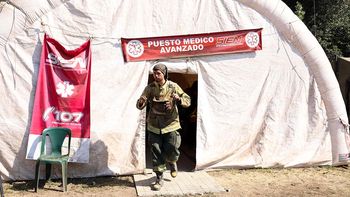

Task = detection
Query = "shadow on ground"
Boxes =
[6,175,134,193]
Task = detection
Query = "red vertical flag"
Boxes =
[27,34,91,162]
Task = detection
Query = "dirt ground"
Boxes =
[2,165,350,196]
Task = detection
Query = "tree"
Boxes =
[283,0,350,63]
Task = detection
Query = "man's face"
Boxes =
[153,69,165,83]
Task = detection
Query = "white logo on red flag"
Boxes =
[126,40,144,57]
[56,81,74,98]
[245,32,260,48]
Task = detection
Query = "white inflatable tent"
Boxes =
[0,0,349,180]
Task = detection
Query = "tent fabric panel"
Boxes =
[238,0,349,165]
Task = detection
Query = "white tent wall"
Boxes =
[0,0,348,180]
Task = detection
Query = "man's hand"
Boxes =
[172,93,180,101]
[165,101,173,110]
[137,96,147,109]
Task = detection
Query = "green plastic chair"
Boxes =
[34,127,71,192]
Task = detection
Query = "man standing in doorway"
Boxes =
[136,63,191,191]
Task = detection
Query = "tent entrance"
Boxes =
[146,73,197,171]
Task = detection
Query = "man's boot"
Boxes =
[152,172,164,191]
[169,162,177,178]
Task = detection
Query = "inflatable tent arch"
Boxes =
[0,0,349,180]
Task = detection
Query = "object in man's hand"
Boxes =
[151,99,171,115]
[165,101,173,110]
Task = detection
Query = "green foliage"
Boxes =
[284,0,350,63]
[312,0,350,62]
[294,1,305,21]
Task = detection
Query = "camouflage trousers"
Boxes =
[148,130,181,173]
